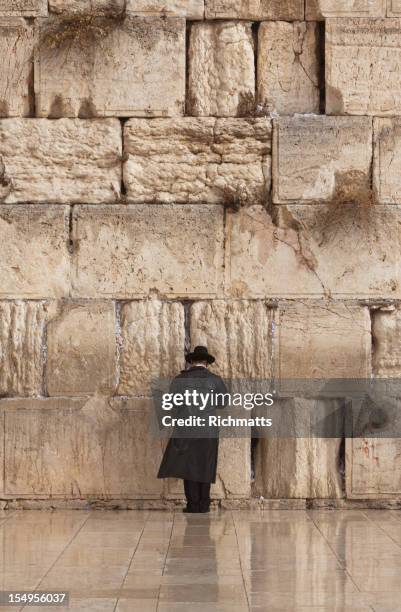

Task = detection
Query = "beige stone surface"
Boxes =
[35,16,185,118]
[276,302,371,379]
[0,301,49,397]
[49,0,124,14]
[47,302,117,396]
[127,0,204,18]
[72,205,224,299]
[118,300,185,396]
[205,0,304,20]
[326,18,401,115]
[373,117,401,204]
[0,19,35,117]
[258,22,320,115]
[273,116,372,203]
[373,307,401,376]
[0,206,70,299]
[188,22,255,117]
[388,0,401,15]
[306,0,386,19]
[2,397,164,497]
[124,118,271,205]
[0,119,121,204]
[346,437,401,499]
[225,205,401,299]
[0,0,47,16]
[190,300,273,379]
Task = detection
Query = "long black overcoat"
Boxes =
[157,366,228,483]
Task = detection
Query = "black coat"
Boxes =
[157,366,228,483]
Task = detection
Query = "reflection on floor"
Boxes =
[0,508,399,610]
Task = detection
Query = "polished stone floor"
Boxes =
[0,509,400,611]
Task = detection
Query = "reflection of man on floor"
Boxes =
[157,346,228,513]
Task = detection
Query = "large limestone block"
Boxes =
[373,118,401,204]
[118,300,185,396]
[388,0,401,15]
[127,0,204,18]
[0,301,49,397]
[2,397,164,498]
[306,0,386,19]
[346,438,401,499]
[326,18,401,115]
[35,16,185,118]
[205,0,304,20]
[0,19,35,117]
[273,116,372,204]
[124,118,271,205]
[225,205,401,299]
[49,0,124,15]
[47,302,117,396]
[373,307,401,376]
[0,206,70,298]
[188,22,255,117]
[276,302,371,379]
[0,119,121,204]
[258,22,320,115]
[72,205,224,299]
[0,0,47,16]
[190,300,273,379]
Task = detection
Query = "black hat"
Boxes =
[185,345,215,365]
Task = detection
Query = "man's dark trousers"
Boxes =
[184,480,211,513]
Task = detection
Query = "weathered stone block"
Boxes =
[373,307,401,376]
[188,22,255,117]
[0,301,49,397]
[35,16,185,118]
[258,22,320,115]
[2,397,164,497]
[124,118,271,205]
[388,0,401,15]
[205,0,304,20]
[0,119,121,204]
[306,0,386,19]
[326,18,401,115]
[49,0,124,15]
[346,437,401,499]
[190,300,273,379]
[0,206,70,298]
[72,205,224,299]
[127,0,204,18]
[0,19,35,117]
[0,0,47,16]
[276,302,371,379]
[273,116,372,203]
[118,300,185,396]
[225,205,401,299]
[47,302,117,396]
[373,118,401,204]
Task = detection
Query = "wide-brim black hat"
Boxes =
[185,345,215,364]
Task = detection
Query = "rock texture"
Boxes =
[2,397,164,497]
[0,0,47,16]
[118,300,185,396]
[49,0,125,14]
[127,0,204,18]
[346,438,401,499]
[326,18,401,115]
[35,16,185,118]
[0,301,48,397]
[373,307,401,376]
[0,206,70,298]
[72,205,225,299]
[124,118,271,205]
[226,205,401,299]
[46,302,117,396]
[188,22,255,117]
[0,119,121,204]
[306,0,386,19]
[0,19,35,117]
[388,0,401,15]
[273,116,372,203]
[190,300,273,379]
[205,0,304,20]
[258,22,320,115]
[374,117,401,204]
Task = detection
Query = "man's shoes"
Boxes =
[183,505,199,513]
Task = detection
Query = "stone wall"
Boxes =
[0,0,400,507]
